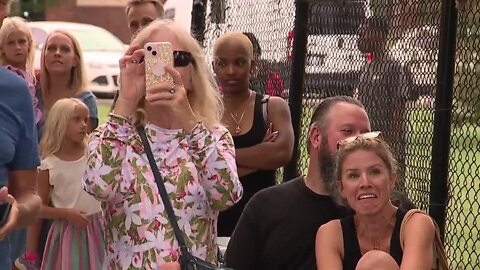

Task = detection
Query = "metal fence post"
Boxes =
[191,0,208,45]
[283,0,309,181]
[428,0,459,238]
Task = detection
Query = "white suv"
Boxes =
[28,21,125,98]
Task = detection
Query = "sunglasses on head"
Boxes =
[336,131,382,150]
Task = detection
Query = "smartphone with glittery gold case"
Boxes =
[144,42,174,92]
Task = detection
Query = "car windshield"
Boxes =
[69,29,125,52]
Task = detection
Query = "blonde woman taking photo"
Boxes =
[84,19,243,270]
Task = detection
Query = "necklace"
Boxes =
[228,91,252,134]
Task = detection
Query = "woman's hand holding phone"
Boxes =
[114,44,147,118]
[145,65,197,131]
[143,42,197,131]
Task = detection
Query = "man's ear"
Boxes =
[309,124,321,152]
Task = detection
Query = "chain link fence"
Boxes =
[447,0,480,268]
[202,0,294,98]
[199,0,479,268]
[202,0,295,182]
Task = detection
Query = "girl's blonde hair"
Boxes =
[130,19,223,129]
[40,30,87,102]
[0,16,36,75]
[40,98,88,158]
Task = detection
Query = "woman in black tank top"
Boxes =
[315,134,437,270]
[213,32,294,237]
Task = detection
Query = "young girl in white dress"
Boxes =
[37,98,105,270]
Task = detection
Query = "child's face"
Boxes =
[65,105,89,144]
[2,30,29,66]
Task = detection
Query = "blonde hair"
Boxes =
[40,98,88,158]
[131,19,223,129]
[125,0,164,16]
[336,137,398,181]
[0,16,36,75]
[40,30,87,104]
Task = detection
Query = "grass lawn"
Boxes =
[98,104,110,124]
[406,108,480,269]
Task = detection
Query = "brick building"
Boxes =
[44,0,132,43]
[14,0,176,44]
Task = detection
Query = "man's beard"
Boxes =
[318,134,336,195]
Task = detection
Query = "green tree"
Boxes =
[10,0,60,19]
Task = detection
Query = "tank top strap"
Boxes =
[340,215,362,270]
[389,208,407,265]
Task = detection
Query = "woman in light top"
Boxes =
[84,19,242,270]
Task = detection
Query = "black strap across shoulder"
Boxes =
[136,125,229,269]
[136,125,190,255]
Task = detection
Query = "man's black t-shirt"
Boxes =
[225,177,349,270]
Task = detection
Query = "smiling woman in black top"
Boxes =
[315,134,436,270]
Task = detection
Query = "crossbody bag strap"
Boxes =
[136,125,189,254]
[399,209,422,248]
[400,209,449,269]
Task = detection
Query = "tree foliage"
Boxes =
[10,0,60,17]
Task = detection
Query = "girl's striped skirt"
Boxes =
[41,212,106,270]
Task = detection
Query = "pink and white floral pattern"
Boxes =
[83,115,242,270]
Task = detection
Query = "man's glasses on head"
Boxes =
[336,131,382,150]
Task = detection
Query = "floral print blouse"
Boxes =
[83,115,242,270]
